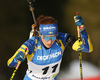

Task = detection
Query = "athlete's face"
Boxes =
[40,34,56,48]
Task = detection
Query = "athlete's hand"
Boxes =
[15,51,25,62]
[31,24,38,36]
[74,15,85,30]
[32,24,37,29]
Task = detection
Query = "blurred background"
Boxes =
[0,0,100,80]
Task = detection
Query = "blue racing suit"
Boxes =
[7,29,93,80]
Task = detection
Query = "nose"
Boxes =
[48,39,52,44]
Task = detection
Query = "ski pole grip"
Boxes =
[27,0,34,9]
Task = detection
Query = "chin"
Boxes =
[46,45,52,48]
[46,46,51,48]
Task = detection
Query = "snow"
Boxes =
[58,60,100,79]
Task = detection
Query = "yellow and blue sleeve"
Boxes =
[57,32,69,52]
[7,45,29,67]
[72,29,93,53]
[7,37,35,67]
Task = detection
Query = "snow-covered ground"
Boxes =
[58,60,100,80]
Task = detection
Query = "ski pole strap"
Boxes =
[16,61,21,69]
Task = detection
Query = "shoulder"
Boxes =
[57,32,69,40]
[28,36,39,42]
[29,36,35,41]
[23,36,38,46]
[56,32,69,47]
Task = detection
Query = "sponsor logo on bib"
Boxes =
[37,51,61,60]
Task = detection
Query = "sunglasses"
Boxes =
[42,35,56,41]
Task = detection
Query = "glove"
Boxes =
[15,51,25,62]
[74,15,84,26]
[74,15,85,31]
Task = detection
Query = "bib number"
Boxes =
[42,64,58,75]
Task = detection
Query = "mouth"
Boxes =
[47,44,52,47]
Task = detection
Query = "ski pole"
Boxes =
[27,0,36,25]
[27,0,39,36]
[10,1,37,80]
[10,48,28,80]
[76,12,83,80]
[27,0,38,50]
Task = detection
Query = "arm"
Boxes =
[65,30,93,53]
[7,37,35,67]
[66,15,93,53]
[7,45,29,67]
[72,28,93,53]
